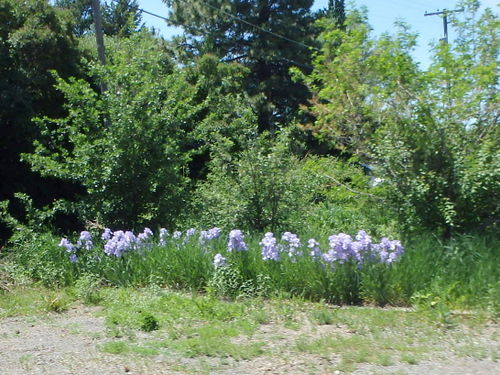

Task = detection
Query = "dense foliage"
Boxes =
[299,0,499,235]
[23,32,255,229]
[0,0,498,310]
[0,0,85,240]
[164,0,321,130]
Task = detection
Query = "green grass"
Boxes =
[95,287,268,359]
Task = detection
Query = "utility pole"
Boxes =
[424,8,464,44]
[91,0,108,94]
[91,0,106,65]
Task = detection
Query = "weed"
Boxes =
[42,292,69,313]
[139,312,159,332]
[400,353,418,364]
[19,354,33,371]
[377,353,394,366]
[310,308,337,325]
[74,273,102,305]
[411,292,455,328]
[207,265,243,299]
[100,341,129,354]
[251,309,271,324]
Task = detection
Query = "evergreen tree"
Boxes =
[328,0,345,28]
[164,0,317,130]
[103,0,142,37]
[54,0,93,36]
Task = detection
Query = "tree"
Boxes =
[300,1,499,235]
[102,0,142,37]
[53,0,93,36]
[54,0,142,37]
[164,0,317,130]
[24,32,256,229]
[316,0,345,28]
[328,0,346,27]
[0,0,84,241]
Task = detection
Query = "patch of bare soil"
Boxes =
[0,306,185,375]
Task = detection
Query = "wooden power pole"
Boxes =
[91,0,107,93]
[424,8,464,44]
[91,0,106,65]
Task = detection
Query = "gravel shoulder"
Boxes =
[1,302,498,375]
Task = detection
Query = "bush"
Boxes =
[191,132,309,232]
[23,34,253,230]
[190,131,394,235]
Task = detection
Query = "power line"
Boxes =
[108,0,319,52]
[107,0,168,21]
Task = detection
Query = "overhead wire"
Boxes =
[107,0,169,21]
[107,0,319,52]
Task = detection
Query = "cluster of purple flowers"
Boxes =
[318,230,402,265]
[321,230,402,266]
[58,231,94,263]
[77,231,93,250]
[200,227,221,243]
[259,231,307,262]
[257,230,403,266]
[260,232,279,261]
[159,228,169,246]
[308,238,321,260]
[186,228,196,238]
[104,228,154,257]
[227,229,247,252]
[373,237,404,264]
[59,227,403,268]
[281,232,302,258]
[59,238,77,263]
[213,253,227,268]
[138,227,153,242]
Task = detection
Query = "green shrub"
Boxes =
[191,131,393,235]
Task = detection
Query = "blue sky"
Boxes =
[106,0,499,68]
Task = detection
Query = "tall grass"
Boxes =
[2,228,498,311]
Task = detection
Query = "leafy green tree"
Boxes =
[0,0,84,241]
[24,32,255,228]
[164,0,317,130]
[300,1,499,235]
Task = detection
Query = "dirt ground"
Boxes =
[0,305,498,375]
